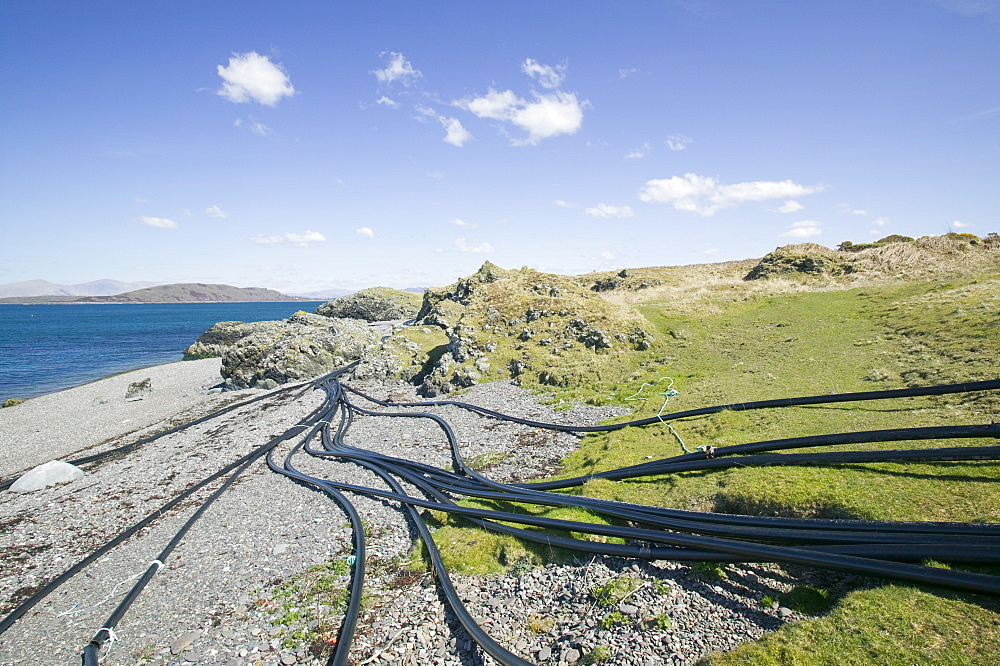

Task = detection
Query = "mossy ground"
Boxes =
[417,252,999,663]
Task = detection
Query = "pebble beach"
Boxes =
[0,362,840,666]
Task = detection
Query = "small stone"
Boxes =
[619,603,639,615]
[281,656,297,665]
[563,647,581,663]
[538,646,552,660]
[778,606,793,618]
[273,543,289,556]
[170,631,201,655]
[125,378,152,401]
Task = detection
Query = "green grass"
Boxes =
[412,266,1000,663]
[699,586,1000,666]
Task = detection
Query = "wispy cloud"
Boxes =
[874,216,891,227]
[777,200,804,214]
[250,230,326,247]
[951,220,970,228]
[454,238,494,253]
[625,141,651,160]
[665,134,692,151]
[585,203,635,218]
[416,105,471,146]
[140,216,177,229]
[639,173,824,216]
[373,52,422,86]
[216,52,295,106]
[780,220,823,238]
[356,227,374,238]
[452,218,478,229]
[376,96,399,108]
[205,205,228,219]
[521,58,566,89]
[618,68,639,79]
[553,199,578,208]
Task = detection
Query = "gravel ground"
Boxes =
[0,370,837,666]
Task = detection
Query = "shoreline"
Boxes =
[0,357,249,480]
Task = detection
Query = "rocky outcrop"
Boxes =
[186,312,379,390]
[315,287,422,322]
[219,312,378,390]
[744,244,850,280]
[183,321,260,359]
[410,262,655,395]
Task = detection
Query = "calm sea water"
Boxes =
[0,302,324,400]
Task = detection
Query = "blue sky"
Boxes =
[1,1,998,293]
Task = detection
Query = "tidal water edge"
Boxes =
[0,302,324,400]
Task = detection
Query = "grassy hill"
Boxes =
[389,233,1000,664]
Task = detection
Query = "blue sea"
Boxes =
[0,302,324,400]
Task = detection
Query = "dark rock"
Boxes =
[125,378,152,402]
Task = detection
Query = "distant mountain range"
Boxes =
[0,279,161,298]
[0,283,312,304]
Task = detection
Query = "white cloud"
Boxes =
[703,248,720,255]
[778,200,804,214]
[216,52,295,106]
[452,218,478,229]
[205,205,228,219]
[553,199,578,208]
[600,251,616,261]
[376,96,400,108]
[665,134,692,151]
[356,227,374,238]
[140,216,177,229]
[416,106,472,146]
[853,209,869,216]
[952,220,970,228]
[618,68,639,79]
[134,197,149,203]
[780,220,823,238]
[426,171,444,179]
[585,204,635,219]
[249,119,272,136]
[441,117,472,147]
[373,52,421,86]
[233,117,243,127]
[521,58,565,89]
[874,216,891,227]
[454,238,494,253]
[250,230,326,247]
[456,89,585,145]
[625,141,651,160]
[639,173,824,216]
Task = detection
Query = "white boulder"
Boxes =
[10,460,84,493]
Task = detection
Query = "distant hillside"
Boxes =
[0,283,309,304]
[0,278,160,298]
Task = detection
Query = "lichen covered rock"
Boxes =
[744,244,849,280]
[315,287,422,322]
[410,261,655,394]
[213,312,378,389]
